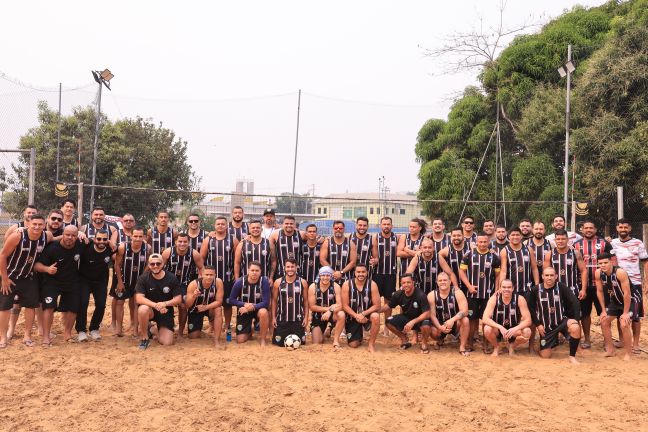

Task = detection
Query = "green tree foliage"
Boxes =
[275,193,313,215]
[417,0,648,227]
[7,102,200,222]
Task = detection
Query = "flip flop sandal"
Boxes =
[66,337,78,344]
[432,343,441,351]
[399,342,412,350]
[420,345,430,354]
[632,348,642,355]
[459,350,470,356]
[580,342,592,349]
[41,341,51,348]
[23,339,35,347]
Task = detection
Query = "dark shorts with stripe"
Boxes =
[373,273,396,300]
[539,317,570,351]
[631,284,643,321]
[272,321,306,346]
[0,278,39,311]
[467,297,489,321]
[187,310,212,333]
[235,310,263,335]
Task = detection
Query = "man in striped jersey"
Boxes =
[342,263,381,352]
[397,218,426,275]
[0,214,51,348]
[186,213,206,253]
[384,273,431,352]
[271,258,309,346]
[201,216,239,337]
[595,253,633,360]
[406,238,457,294]
[308,266,344,347]
[611,218,648,354]
[545,215,582,247]
[161,233,204,336]
[499,228,539,295]
[461,216,477,248]
[60,199,78,228]
[113,227,149,337]
[300,224,322,285]
[429,218,450,253]
[372,216,398,336]
[320,220,357,286]
[350,217,375,275]
[3,204,38,239]
[489,225,508,253]
[229,261,271,345]
[110,213,136,332]
[528,221,551,284]
[234,220,275,280]
[543,230,587,300]
[573,220,612,349]
[269,215,304,281]
[424,271,469,355]
[482,279,532,356]
[185,266,223,347]
[459,232,501,353]
[81,206,116,240]
[438,227,471,294]
[482,219,495,241]
[228,206,249,241]
[147,210,176,254]
[528,267,581,364]
[519,218,533,242]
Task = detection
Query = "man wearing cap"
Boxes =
[262,208,279,240]
[308,266,345,348]
[135,254,182,350]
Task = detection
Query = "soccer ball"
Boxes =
[284,334,301,350]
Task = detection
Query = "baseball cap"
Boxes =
[263,208,275,216]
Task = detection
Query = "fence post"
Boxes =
[570,201,576,233]
[78,182,84,226]
[617,186,624,220]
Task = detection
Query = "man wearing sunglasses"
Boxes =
[76,230,113,342]
[135,254,182,350]
[186,214,206,253]
[461,216,477,248]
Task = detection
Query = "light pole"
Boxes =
[557,45,575,220]
[89,68,114,210]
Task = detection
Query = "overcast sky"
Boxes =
[0,0,603,197]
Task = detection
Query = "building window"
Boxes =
[369,207,374,215]
[343,207,352,219]
[391,208,395,214]
[317,207,321,215]
[323,207,327,214]
[399,209,405,215]
[354,207,367,218]
[377,207,380,214]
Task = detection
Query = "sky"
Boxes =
[0,0,604,198]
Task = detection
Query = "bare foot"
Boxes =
[569,356,580,365]
[260,339,267,347]
[623,354,631,361]
[491,349,499,357]
[508,347,515,356]
[367,343,376,353]
[603,349,615,358]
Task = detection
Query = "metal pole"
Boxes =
[78,182,84,226]
[617,186,624,220]
[563,44,572,220]
[290,89,301,215]
[56,82,62,182]
[90,82,103,210]
[28,148,35,204]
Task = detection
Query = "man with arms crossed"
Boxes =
[308,266,344,348]
[135,254,182,350]
[482,279,532,356]
[342,263,381,352]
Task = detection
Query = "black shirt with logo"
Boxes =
[389,288,430,320]
[38,240,85,290]
[134,271,181,303]
[79,241,114,282]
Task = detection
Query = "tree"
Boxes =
[6,102,200,224]
[275,193,313,215]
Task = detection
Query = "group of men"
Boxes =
[1,200,646,360]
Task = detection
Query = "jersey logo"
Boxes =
[288,297,294,303]
[479,272,486,279]
[517,266,524,273]
[413,302,418,308]
[162,286,170,293]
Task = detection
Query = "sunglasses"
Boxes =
[463,221,474,224]
[188,220,199,223]
[122,219,135,223]
[95,238,108,242]
[149,262,163,267]
[50,217,63,222]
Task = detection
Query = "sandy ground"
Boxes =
[2,302,648,432]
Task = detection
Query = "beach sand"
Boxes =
[1,303,647,432]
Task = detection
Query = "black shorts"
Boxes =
[187,310,211,333]
[109,282,136,300]
[272,321,305,346]
[41,285,81,313]
[580,286,602,318]
[386,314,428,332]
[235,310,263,335]
[0,278,39,310]
[606,301,625,317]
[467,297,488,321]
[373,273,396,300]
[310,313,335,333]
[222,279,234,307]
[539,318,570,351]
[345,317,372,343]
[631,284,643,321]
[437,322,460,339]
[151,308,175,331]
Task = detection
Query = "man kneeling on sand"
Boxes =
[424,272,470,355]
[229,261,271,346]
[383,273,431,353]
[481,279,532,356]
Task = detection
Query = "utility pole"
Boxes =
[557,45,574,220]
[89,69,114,210]
[290,89,301,215]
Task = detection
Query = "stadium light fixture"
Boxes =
[89,67,114,210]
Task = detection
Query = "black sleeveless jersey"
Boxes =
[6,230,47,280]
[312,281,336,320]
[188,229,206,252]
[532,284,566,329]
[435,288,459,323]
[240,238,272,278]
[116,229,131,246]
[494,293,521,329]
[300,242,321,284]
[62,217,78,228]
[599,267,624,306]
[151,226,174,254]
[550,248,580,296]
[489,239,509,253]
[376,233,398,275]
[432,234,450,254]
[446,243,471,292]
[503,244,533,293]
[347,278,372,314]
[328,237,352,280]
[350,233,373,268]
[121,242,149,288]
[414,255,438,294]
[84,223,111,240]
[276,277,305,322]
[461,250,500,299]
[206,234,235,282]
[528,238,552,283]
[228,222,249,242]
[275,230,302,278]
[165,246,195,286]
[189,278,217,314]
[399,234,424,275]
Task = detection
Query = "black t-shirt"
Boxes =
[79,241,113,281]
[38,240,85,290]
[389,288,429,319]
[134,271,181,303]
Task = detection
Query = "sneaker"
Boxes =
[138,339,150,350]
[89,330,101,341]
[77,331,88,342]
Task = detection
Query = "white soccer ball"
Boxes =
[284,334,301,350]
